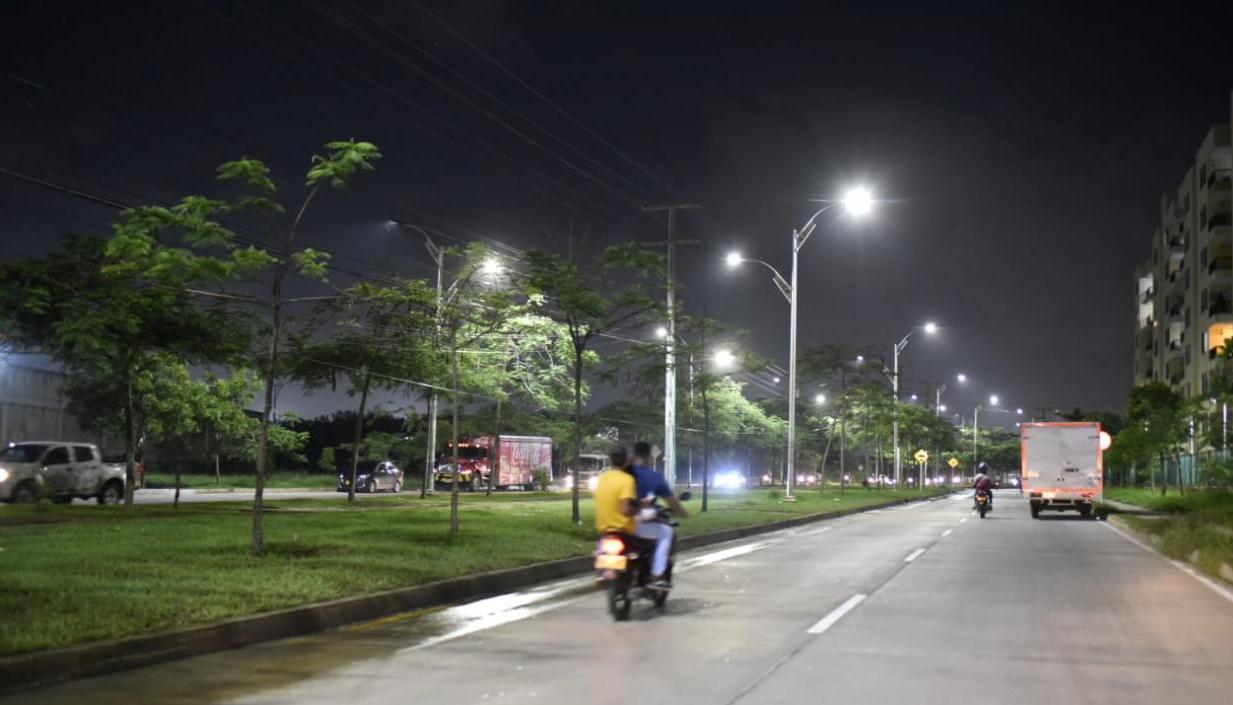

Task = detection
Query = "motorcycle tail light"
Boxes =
[599,537,624,555]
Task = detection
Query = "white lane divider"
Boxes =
[807,594,867,634]
[676,541,771,571]
[898,502,928,511]
[941,529,953,537]
[903,548,926,563]
[960,517,969,524]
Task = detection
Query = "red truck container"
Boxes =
[435,435,553,490]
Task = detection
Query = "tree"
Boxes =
[0,221,253,509]
[1125,382,1199,495]
[291,278,437,501]
[521,245,663,524]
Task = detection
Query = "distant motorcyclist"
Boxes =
[973,462,994,509]
[629,441,688,589]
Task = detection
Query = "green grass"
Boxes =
[141,472,339,490]
[0,487,940,655]
[1106,488,1233,583]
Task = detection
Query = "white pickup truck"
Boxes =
[0,442,126,504]
[1021,422,1103,519]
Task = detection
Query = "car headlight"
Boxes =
[587,476,599,491]
[0,468,8,483]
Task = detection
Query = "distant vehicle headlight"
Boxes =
[564,475,575,490]
[587,476,600,491]
[0,468,8,483]
[715,471,744,489]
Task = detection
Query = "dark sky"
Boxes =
[4,1,1233,423]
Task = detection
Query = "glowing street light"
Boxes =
[655,326,669,339]
[480,257,502,276]
[957,373,967,383]
[713,348,737,370]
[815,393,827,405]
[891,322,940,483]
[725,187,877,501]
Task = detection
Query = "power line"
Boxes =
[409,0,691,202]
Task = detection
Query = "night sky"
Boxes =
[5,1,1233,422]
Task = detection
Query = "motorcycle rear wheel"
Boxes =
[978,505,987,518]
[607,572,632,621]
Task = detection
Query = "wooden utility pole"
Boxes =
[640,203,700,488]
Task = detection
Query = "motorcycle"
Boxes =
[595,491,690,621]
[974,489,991,518]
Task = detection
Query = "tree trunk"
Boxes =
[701,388,710,513]
[839,415,846,494]
[488,397,502,496]
[123,371,137,509]
[1159,452,1168,497]
[449,337,462,535]
[214,452,221,486]
[347,366,372,503]
[174,466,181,509]
[254,267,285,557]
[818,423,835,493]
[571,346,583,525]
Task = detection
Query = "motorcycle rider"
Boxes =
[973,462,994,510]
[594,446,639,536]
[630,441,688,589]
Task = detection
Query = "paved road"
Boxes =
[11,493,1233,704]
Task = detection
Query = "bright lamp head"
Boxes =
[713,349,736,369]
[841,187,874,217]
[923,322,938,335]
[725,251,743,268]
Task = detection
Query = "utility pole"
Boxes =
[640,203,701,488]
[422,235,444,498]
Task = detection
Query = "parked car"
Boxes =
[337,459,404,493]
[0,442,125,504]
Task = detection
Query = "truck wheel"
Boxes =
[97,481,123,506]
[1030,505,1040,519]
[1078,504,1092,519]
[13,481,39,503]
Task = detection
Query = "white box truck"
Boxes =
[1021,422,1103,519]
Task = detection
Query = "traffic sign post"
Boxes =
[914,450,928,491]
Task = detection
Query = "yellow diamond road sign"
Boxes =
[948,457,960,469]
[914,449,929,464]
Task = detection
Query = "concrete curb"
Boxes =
[0,491,945,695]
[1108,513,1233,588]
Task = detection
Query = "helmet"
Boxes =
[977,462,989,472]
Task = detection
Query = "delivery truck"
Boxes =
[435,435,553,490]
[1021,422,1103,519]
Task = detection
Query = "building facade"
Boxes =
[0,356,93,446]
[1136,107,1233,398]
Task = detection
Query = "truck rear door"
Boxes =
[1023,424,1100,497]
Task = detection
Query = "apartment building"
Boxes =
[1135,112,1233,397]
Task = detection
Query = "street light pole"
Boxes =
[890,324,937,485]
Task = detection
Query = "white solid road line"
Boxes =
[807,594,868,634]
[1103,522,1233,606]
[899,502,927,511]
[941,529,953,537]
[903,548,927,563]
[960,517,969,524]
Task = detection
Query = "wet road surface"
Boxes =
[10,493,1233,704]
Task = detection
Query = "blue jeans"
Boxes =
[634,520,673,576]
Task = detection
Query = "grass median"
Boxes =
[1104,487,1233,583]
[141,472,338,490]
[0,486,944,655]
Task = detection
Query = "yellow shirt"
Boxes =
[593,468,637,534]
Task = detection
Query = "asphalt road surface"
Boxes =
[11,492,1233,704]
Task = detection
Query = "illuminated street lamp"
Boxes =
[891,322,939,484]
[725,188,876,500]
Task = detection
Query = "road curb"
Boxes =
[0,491,944,695]
[1108,513,1233,589]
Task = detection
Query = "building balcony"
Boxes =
[1167,303,1183,319]
[1209,257,1233,276]
[1209,212,1232,230]
[1210,347,1226,361]
[1140,288,1155,303]
[1168,235,1186,251]
[1208,168,1231,190]
[1210,298,1231,316]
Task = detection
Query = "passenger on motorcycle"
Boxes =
[593,446,639,535]
[630,441,688,589]
[973,462,994,509]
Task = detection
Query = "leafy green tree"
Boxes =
[1126,382,1199,495]
[291,278,437,501]
[521,245,663,524]
[0,221,253,509]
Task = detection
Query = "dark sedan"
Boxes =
[337,460,404,493]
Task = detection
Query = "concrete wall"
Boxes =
[0,358,92,447]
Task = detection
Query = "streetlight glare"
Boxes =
[655,326,668,339]
[856,355,865,363]
[957,373,967,383]
[910,394,918,401]
[1016,408,1024,415]
[713,349,736,369]
[480,258,502,276]
[923,322,938,335]
[841,187,875,216]
[725,251,744,268]
[772,376,781,383]
[815,393,826,405]
[939,404,947,412]
[990,395,1000,406]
